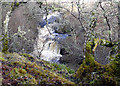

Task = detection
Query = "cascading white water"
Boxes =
[37,25,62,62]
[32,11,69,63]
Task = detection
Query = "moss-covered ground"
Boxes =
[0,38,120,85]
[0,52,75,85]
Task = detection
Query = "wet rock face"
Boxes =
[8,3,40,53]
[59,31,85,70]
[60,54,83,71]
[94,45,111,65]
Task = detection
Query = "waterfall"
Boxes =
[32,11,70,63]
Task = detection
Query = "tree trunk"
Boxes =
[118,2,120,53]
[0,3,2,51]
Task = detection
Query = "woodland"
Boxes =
[0,0,120,85]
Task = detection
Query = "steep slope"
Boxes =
[0,52,75,85]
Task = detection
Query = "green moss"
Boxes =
[10,68,20,79]
[53,8,61,12]
[11,61,25,67]
[2,34,8,54]
[85,52,95,66]
[75,39,118,85]
[99,39,114,47]
[0,57,7,62]
[2,52,75,84]
[16,2,20,7]
[10,68,37,84]
[20,53,35,62]
[109,54,120,77]
[52,63,75,74]
[20,53,33,58]
[24,62,75,84]
[75,57,117,84]
[5,53,28,63]
[18,68,27,74]
[98,73,117,85]
[11,2,20,11]
[86,41,93,53]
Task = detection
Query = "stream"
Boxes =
[32,11,70,63]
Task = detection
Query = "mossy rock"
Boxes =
[74,40,119,85]
[75,55,117,85]
[109,54,120,77]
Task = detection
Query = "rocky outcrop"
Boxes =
[94,45,111,65]
[1,1,118,71]
[8,2,42,54]
[74,40,120,85]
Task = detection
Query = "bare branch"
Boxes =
[99,2,112,41]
